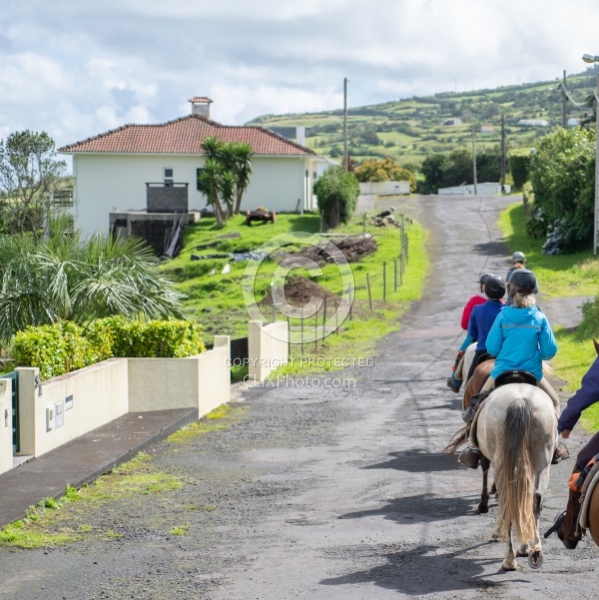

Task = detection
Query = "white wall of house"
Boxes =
[68,153,325,237]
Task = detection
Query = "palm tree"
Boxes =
[197,158,226,226]
[198,137,253,219]
[230,142,253,215]
[0,218,185,343]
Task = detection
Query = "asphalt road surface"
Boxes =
[0,194,598,599]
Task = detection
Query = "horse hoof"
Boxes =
[501,561,518,571]
[528,550,543,569]
[478,504,489,514]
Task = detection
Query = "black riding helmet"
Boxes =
[484,275,506,299]
[508,268,537,294]
[478,272,492,284]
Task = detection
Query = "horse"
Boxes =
[583,467,599,547]
[447,380,557,570]
[550,460,599,550]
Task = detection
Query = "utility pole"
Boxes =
[562,70,567,129]
[500,114,506,193]
[343,77,348,170]
[471,125,478,195]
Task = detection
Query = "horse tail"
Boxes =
[444,426,467,455]
[494,396,536,543]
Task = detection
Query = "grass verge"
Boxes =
[500,201,599,430]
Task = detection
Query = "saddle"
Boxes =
[579,461,599,533]
[468,370,538,446]
[494,370,537,387]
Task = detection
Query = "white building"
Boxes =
[59,97,328,237]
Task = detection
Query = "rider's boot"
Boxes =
[461,394,479,423]
[552,442,569,464]
[458,445,481,469]
[446,374,462,393]
[558,469,583,549]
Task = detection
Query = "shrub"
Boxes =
[13,318,205,380]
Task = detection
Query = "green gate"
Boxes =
[4,372,19,453]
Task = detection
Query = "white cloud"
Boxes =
[1,0,599,159]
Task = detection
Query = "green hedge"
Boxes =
[13,317,205,380]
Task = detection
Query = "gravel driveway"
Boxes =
[0,194,598,600]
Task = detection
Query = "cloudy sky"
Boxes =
[1,0,599,163]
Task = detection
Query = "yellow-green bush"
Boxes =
[13,317,205,380]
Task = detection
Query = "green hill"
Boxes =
[247,69,599,169]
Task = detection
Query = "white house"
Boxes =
[59,97,328,238]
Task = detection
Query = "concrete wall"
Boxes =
[16,359,129,459]
[2,337,232,473]
[0,379,12,475]
[146,183,189,213]
[438,182,511,196]
[248,321,288,383]
[359,181,410,196]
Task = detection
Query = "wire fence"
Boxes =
[270,214,411,354]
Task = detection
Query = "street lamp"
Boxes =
[582,53,599,254]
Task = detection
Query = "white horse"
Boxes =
[476,383,557,570]
[460,342,477,384]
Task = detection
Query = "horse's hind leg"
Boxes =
[478,456,491,513]
[502,525,518,571]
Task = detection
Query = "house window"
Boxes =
[196,168,203,191]
[164,168,174,186]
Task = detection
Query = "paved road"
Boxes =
[0,194,597,599]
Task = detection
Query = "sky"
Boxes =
[2,0,599,170]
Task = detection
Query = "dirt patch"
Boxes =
[258,275,341,309]
[292,235,378,265]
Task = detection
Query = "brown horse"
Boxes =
[554,462,599,549]
[580,464,599,547]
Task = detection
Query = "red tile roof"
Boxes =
[58,115,316,156]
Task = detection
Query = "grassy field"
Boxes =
[162,208,428,378]
[164,199,599,429]
[499,202,599,430]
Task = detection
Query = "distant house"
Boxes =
[518,119,549,127]
[480,125,495,134]
[568,117,582,127]
[59,97,328,238]
[442,118,462,126]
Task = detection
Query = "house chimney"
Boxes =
[189,96,213,119]
[296,126,306,146]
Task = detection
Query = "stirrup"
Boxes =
[543,510,566,539]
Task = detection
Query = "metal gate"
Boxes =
[4,372,19,453]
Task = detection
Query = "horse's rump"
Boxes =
[478,385,557,544]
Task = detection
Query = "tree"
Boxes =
[527,127,595,253]
[313,166,359,228]
[419,153,447,194]
[228,142,253,215]
[197,157,226,226]
[0,130,66,233]
[353,157,416,192]
[198,136,253,222]
[0,217,185,342]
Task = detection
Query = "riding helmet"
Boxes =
[484,275,506,299]
[512,251,526,263]
[478,272,492,284]
[508,268,536,294]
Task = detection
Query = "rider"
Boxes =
[505,251,526,306]
[447,272,492,392]
[547,351,599,548]
[463,274,506,385]
[458,268,562,469]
